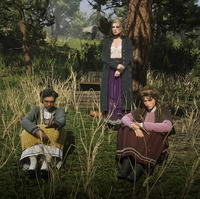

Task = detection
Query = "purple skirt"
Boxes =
[104,68,124,125]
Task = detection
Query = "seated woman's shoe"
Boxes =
[25,169,36,179]
[39,169,50,179]
[127,163,143,182]
[127,170,134,182]
[117,158,131,179]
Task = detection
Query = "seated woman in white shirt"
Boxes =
[20,89,66,179]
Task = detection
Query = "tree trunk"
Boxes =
[19,8,32,75]
[126,0,153,92]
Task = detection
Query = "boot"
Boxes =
[26,169,36,179]
[127,162,143,182]
[39,155,51,179]
[117,158,131,179]
[39,169,50,179]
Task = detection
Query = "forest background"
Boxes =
[2,0,200,80]
[0,0,200,199]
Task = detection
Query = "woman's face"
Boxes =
[143,97,156,110]
[43,96,55,110]
[112,22,121,36]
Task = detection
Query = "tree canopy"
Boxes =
[0,0,54,49]
[88,0,200,87]
[1,0,200,77]
[49,0,84,39]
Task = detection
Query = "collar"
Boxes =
[43,106,56,114]
[147,106,156,112]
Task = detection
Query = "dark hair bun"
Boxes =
[40,89,58,102]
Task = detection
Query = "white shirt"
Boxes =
[110,46,122,59]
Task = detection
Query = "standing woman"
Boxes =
[100,17,133,129]
[20,89,66,179]
[116,86,175,182]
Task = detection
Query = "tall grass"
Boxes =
[0,68,200,199]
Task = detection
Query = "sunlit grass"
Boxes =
[0,68,200,199]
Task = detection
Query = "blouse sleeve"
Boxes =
[21,106,40,134]
[143,120,173,133]
[121,113,133,128]
[54,108,66,129]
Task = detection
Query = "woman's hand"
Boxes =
[117,64,125,70]
[45,121,58,129]
[131,122,144,138]
[135,129,144,138]
[35,129,49,144]
[131,122,141,130]
[114,71,121,77]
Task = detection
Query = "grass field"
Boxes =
[0,69,200,199]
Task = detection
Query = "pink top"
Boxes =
[121,112,172,133]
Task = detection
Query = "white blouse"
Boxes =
[110,46,122,59]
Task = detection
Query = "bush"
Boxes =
[149,35,200,74]
[31,39,103,80]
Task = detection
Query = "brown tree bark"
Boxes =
[19,8,32,75]
[126,0,153,92]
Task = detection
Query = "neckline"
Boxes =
[147,106,156,112]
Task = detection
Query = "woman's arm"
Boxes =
[122,113,145,138]
[21,106,41,135]
[143,120,173,133]
[121,113,133,128]
[122,112,173,134]
[54,108,66,129]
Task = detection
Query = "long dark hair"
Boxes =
[138,85,162,119]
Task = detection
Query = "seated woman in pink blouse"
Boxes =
[116,86,175,182]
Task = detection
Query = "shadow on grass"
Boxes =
[63,130,75,165]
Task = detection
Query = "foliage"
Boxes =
[153,0,200,38]
[98,16,112,36]
[87,0,127,37]
[49,0,83,39]
[79,40,103,73]
[0,69,200,199]
[0,39,103,83]
[68,11,90,39]
[1,35,200,79]
[0,0,54,49]
[149,34,200,74]
[88,0,126,10]
[91,0,200,39]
